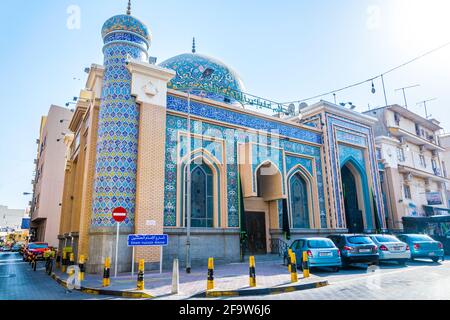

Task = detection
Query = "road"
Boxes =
[0,252,115,300]
[2,252,450,300]
[224,257,450,300]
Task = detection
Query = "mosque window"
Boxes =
[185,163,214,228]
[289,173,310,229]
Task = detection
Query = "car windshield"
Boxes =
[348,236,373,244]
[307,239,335,249]
[407,235,433,242]
[374,235,399,243]
[29,243,48,249]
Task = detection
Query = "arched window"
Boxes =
[185,163,214,228]
[290,173,309,229]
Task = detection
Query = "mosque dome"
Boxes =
[101,14,151,43]
[159,49,245,104]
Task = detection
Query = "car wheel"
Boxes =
[332,267,340,272]
[398,260,406,266]
[431,257,440,263]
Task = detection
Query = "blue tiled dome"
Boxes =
[102,14,151,43]
[159,53,245,104]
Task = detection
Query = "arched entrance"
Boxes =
[341,163,364,233]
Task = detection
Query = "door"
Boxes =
[341,165,364,233]
[245,212,267,254]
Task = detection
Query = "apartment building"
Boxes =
[364,105,450,231]
[440,134,450,208]
[30,105,73,246]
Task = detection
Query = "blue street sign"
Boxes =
[127,234,169,247]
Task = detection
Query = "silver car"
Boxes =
[368,234,411,265]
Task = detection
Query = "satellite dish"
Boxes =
[288,103,296,116]
[299,102,308,110]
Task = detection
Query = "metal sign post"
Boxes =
[115,222,119,278]
[112,207,128,278]
[131,246,135,278]
[127,234,169,275]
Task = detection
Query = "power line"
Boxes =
[282,40,450,105]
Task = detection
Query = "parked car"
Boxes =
[2,245,11,252]
[397,234,445,263]
[284,237,342,272]
[368,234,411,265]
[23,242,49,261]
[328,234,379,268]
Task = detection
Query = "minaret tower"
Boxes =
[89,1,151,272]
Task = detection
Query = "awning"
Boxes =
[423,205,450,213]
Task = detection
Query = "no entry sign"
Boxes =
[112,207,127,223]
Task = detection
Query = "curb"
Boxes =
[51,273,154,299]
[192,280,329,298]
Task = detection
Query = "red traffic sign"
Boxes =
[112,207,127,223]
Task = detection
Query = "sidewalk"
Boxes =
[51,257,328,299]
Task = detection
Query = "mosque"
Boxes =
[58,2,387,272]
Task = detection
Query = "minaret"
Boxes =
[88,2,151,272]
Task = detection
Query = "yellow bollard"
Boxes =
[290,252,298,283]
[69,253,75,275]
[207,257,214,291]
[61,252,67,273]
[302,251,310,278]
[137,259,145,290]
[103,257,111,287]
[78,255,85,281]
[287,248,293,272]
[249,256,256,287]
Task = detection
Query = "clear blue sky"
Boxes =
[1,0,449,209]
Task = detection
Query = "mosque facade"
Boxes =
[58,4,386,272]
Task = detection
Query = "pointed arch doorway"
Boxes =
[341,162,365,233]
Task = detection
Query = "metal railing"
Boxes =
[270,238,289,257]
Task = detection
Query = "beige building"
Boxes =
[364,105,450,231]
[440,134,450,208]
[30,105,73,246]
[0,205,25,231]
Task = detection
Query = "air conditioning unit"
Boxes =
[432,150,438,158]
[33,159,38,165]
[398,137,406,145]
[36,139,40,144]
[419,145,425,153]
[31,180,35,185]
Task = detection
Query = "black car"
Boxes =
[328,234,379,268]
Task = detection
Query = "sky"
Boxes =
[0,0,449,209]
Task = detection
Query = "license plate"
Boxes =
[392,247,402,251]
[319,252,332,257]
[359,249,371,253]
[429,252,436,256]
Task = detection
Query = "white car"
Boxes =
[368,234,411,265]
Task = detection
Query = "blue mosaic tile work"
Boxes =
[163,103,327,229]
[166,95,323,145]
[101,14,151,41]
[336,129,368,147]
[159,53,244,105]
[326,114,385,230]
[90,14,149,228]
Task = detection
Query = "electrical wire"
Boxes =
[282,40,450,105]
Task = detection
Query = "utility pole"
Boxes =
[395,84,420,109]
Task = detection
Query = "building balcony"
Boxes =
[398,164,450,183]
[388,126,445,152]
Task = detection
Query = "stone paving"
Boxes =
[52,254,324,299]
